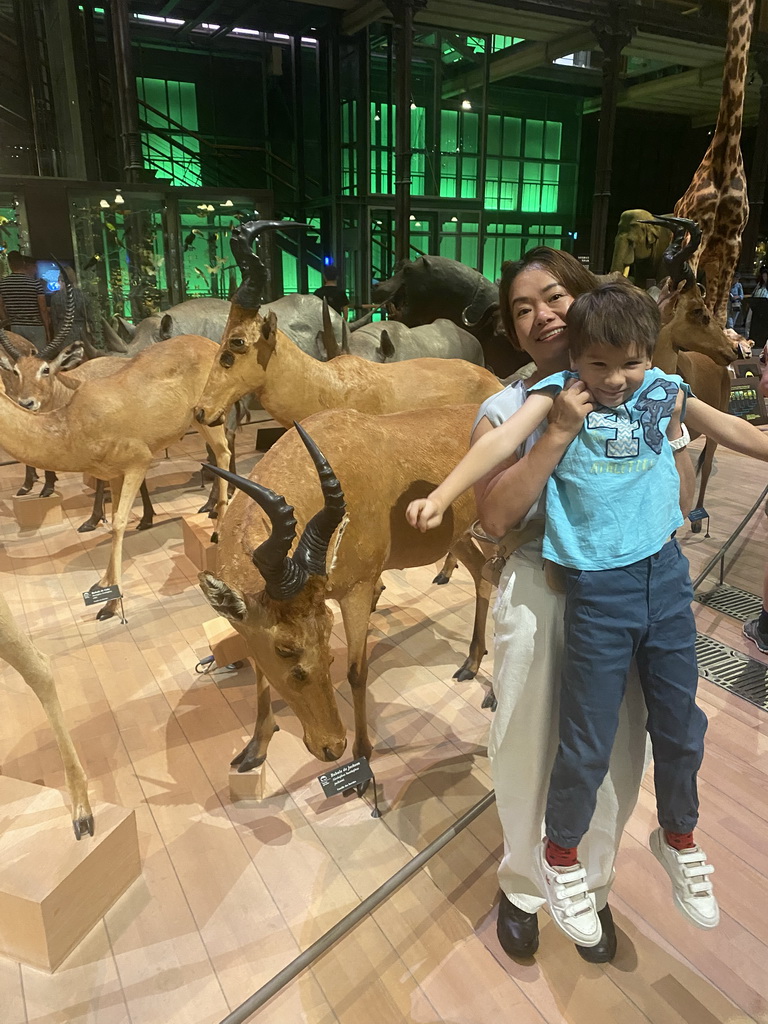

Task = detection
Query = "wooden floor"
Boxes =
[0,427,766,1024]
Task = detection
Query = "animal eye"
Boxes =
[41,367,50,376]
[275,646,296,658]
[229,337,246,349]
[219,351,234,368]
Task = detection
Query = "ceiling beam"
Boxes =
[160,0,186,14]
[442,27,594,97]
[583,62,723,114]
[342,1,386,35]
[175,0,228,39]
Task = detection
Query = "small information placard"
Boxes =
[82,585,121,606]
[317,757,374,798]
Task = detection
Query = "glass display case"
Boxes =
[69,190,170,328]
[0,192,30,275]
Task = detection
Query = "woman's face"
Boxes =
[507,266,573,369]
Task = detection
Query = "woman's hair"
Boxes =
[567,280,660,360]
[498,247,598,350]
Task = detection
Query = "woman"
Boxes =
[472,248,694,963]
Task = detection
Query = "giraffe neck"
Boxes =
[711,0,754,148]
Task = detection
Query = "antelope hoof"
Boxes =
[481,688,498,712]
[230,745,267,773]
[136,519,155,531]
[40,486,55,498]
[73,814,95,840]
[96,601,118,621]
[197,501,214,515]
[690,521,702,534]
[77,519,99,533]
[16,484,33,496]
[433,572,451,585]
[453,658,478,681]
[210,530,219,544]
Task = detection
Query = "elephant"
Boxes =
[358,255,529,377]
[610,209,674,284]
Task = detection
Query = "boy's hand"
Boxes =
[547,379,594,441]
[406,496,445,532]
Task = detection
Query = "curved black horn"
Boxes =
[641,216,700,289]
[201,462,309,601]
[230,220,312,310]
[0,326,20,361]
[39,256,74,360]
[461,301,498,331]
[291,422,346,577]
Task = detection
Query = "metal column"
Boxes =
[589,15,633,274]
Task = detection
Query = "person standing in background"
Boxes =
[0,251,51,349]
[313,267,350,319]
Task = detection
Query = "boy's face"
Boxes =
[572,342,651,408]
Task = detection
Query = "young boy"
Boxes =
[407,281,768,947]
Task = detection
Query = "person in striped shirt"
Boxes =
[0,251,50,350]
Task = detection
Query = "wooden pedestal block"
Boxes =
[203,617,249,668]
[12,492,63,529]
[82,475,99,491]
[229,764,266,803]
[0,777,141,972]
[181,515,218,573]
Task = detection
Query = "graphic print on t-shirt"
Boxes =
[587,377,678,459]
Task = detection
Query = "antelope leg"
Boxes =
[195,423,231,537]
[136,479,155,530]
[339,582,376,761]
[16,466,38,496]
[96,468,146,620]
[0,593,92,837]
[231,666,278,772]
[449,533,492,682]
[78,478,108,533]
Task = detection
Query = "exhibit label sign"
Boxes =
[317,757,374,797]
[82,585,122,606]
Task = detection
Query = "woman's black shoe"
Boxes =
[575,904,617,963]
[496,893,539,959]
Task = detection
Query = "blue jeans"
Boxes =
[545,539,706,847]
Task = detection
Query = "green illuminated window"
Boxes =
[370,103,427,196]
[491,35,524,52]
[137,78,202,187]
[439,109,479,200]
[485,114,562,213]
[341,100,357,195]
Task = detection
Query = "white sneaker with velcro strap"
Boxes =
[649,828,720,929]
[534,840,602,946]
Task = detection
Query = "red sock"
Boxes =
[545,838,578,867]
[664,830,695,851]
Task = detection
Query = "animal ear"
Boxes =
[159,314,173,340]
[643,223,660,246]
[50,342,85,373]
[198,571,247,621]
[259,311,278,351]
[377,329,395,361]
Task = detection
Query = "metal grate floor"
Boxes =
[696,632,768,712]
[695,583,762,623]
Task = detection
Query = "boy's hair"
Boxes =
[7,250,24,272]
[566,280,660,360]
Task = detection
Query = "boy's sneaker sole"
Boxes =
[649,829,719,929]
[743,619,768,654]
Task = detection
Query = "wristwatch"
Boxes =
[668,423,691,451]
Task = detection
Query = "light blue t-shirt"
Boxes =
[528,369,690,570]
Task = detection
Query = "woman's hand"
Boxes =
[406,496,445,532]
[546,379,594,442]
